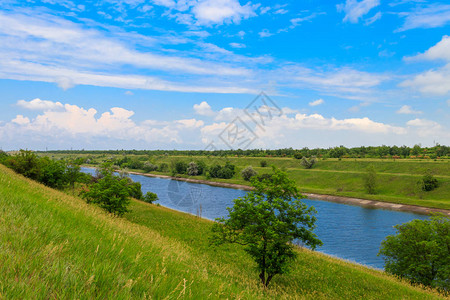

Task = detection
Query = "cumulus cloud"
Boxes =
[396,105,422,114]
[407,35,450,62]
[337,0,380,23]
[11,115,30,125]
[193,101,215,116]
[17,98,64,111]
[309,99,324,106]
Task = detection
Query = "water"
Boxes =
[81,167,429,269]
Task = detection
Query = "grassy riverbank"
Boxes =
[42,152,449,210]
[0,164,445,299]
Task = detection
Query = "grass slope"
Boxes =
[0,164,444,299]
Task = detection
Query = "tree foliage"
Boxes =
[241,166,257,181]
[378,217,450,291]
[300,156,317,169]
[363,165,377,194]
[211,168,322,287]
[419,171,439,192]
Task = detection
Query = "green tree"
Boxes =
[300,156,317,169]
[81,173,131,216]
[379,217,450,291]
[241,166,257,181]
[419,171,439,192]
[143,191,158,204]
[363,165,377,194]
[211,168,322,287]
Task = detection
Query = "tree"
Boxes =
[378,217,450,291]
[187,162,199,176]
[363,165,377,194]
[81,173,131,216]
[241,166,257,181]
[300,156,317,169]
[211,168,322,287]
[143,191,158,204]
[419,171,439,192]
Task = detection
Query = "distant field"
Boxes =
[0,164,445,299]
[41,153,450,210]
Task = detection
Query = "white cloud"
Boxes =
[365,11,381,25]
[400,64,450,95]
[17,98,64,111]
[309,99,324,106]
[337,0,380,23]
[407,35,450,62]
[396,105,422,114]
[192,0,257,25]
[11,115,30,125]
[193,101,215,116]
[258,29,273,38]
[397,4,450,32]
[229,42,246,48]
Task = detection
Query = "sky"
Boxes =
[0,0,449,150]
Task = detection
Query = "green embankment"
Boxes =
[0,164,445,299]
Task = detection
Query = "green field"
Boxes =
[41,153,450,210]
[0,164,446,299]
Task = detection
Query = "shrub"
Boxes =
[143,191,158,204]
[419,172,439,191]
[209,162,236,179]
[260,160,267,167]
[363,165,377,194]
[158,163,169,172]
[187,162,199,176]
[173,161,188,175]
[379,217,450,291]
[127,180,143,200]
[143,162,158,173]
[81,173,131,216]
[241,166,257,181]
[196,160,207,175]
[300,156,317,169]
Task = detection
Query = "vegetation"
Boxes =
[363,165,378,194]
[419,171,440,192]
[37,151,450,210]
[300,156,317,169]
[212,168,322,287]
[208,162,236,179]
[143,191,159,204]
[379,217,450,292]
[0,164,444,299]
[241,166,257,181]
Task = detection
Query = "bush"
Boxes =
[143,191,158,204]
[173,161,188,175]
[419,172,439,191]
[363,165,377,194]
[81,174,131,216]
[196,160,207,175]
[209,162,236,179]
[187,162,199,176]
[241,166,257,181]
[379,217,450,291]
[4,150,42,181]
[300,156,317,169]
[127,180,143,200]
[158,163,169,172]
[260,160,267,167]
[143,162,158,173]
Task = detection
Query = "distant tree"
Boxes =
[419,171,439,192]
[379,217,450,291]
[260,160,268,167]
[187,162,199,176]
[211,168,322,287]
[173,161,188,175]
[4,150,42,180]
[65,162,82,189]
[241,166,257,181]
[143,162,158,173]
[363,165,377,194]
[300,156,317,169]
[158,163,169,172]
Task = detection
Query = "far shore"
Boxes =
[83,166,450,217]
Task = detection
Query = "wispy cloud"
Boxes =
[337,0,380,23]
[397,4,450,31]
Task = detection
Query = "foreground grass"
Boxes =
[0,165,445,299]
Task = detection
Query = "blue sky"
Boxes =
[0,0,449,150]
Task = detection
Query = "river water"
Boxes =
[82,167,429,269]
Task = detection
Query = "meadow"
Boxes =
[42,152,450,210]
[0,164,446,299]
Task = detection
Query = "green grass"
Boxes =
[0,164,445,299]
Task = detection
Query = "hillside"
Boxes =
[0,164,445,299]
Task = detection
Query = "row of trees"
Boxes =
[40,144,450,159]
